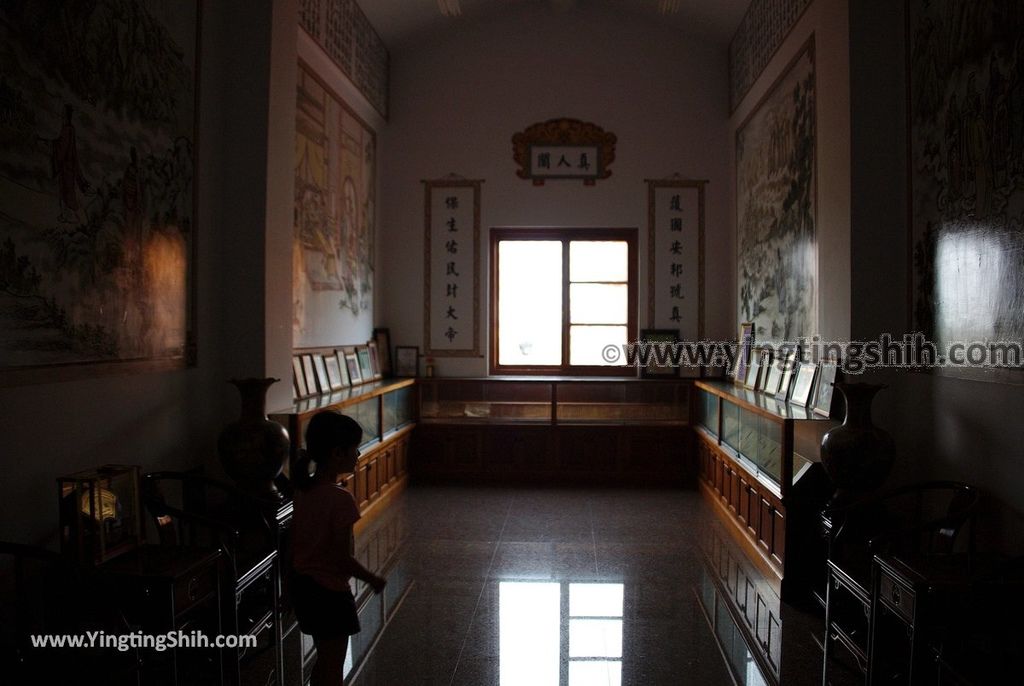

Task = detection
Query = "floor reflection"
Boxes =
[499,581,624,686]
[345,486,770,685]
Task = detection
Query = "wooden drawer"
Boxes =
[173,560,218,616]
[879,571,916,622]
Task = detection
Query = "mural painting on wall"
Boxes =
[0,0,198,380]
[909,0,1024,375]
[294,63,375,347]
[737,37,816,343]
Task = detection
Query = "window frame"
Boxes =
[489,227,638,376]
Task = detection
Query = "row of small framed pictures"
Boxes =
[292,344,383,400]
[735,348,840,417]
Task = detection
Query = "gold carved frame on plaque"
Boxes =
[423,177,482,357]
[512,118,617,185]
[645,177,707,340]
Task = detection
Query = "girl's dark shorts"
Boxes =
[289,572,361,639]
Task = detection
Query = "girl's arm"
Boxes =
[336,523,387,593]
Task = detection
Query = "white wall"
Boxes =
[378,2,734,376]
[0,0,299,547]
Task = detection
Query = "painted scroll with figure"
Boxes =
[909,0,1024,378]
[424,179,481,357]
[646,178,705,371]
[737,37,816,343]
[294,62,376,348]
[0,0,199,381]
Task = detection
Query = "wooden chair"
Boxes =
[141,471,283,686]
[0,541,140,686]
[821,481,979,685]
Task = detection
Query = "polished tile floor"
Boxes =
[347,486,807,686]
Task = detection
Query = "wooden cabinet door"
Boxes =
[771,506,786,565]
[355,463,369,509]
[759,498,773,553]
[368,457,380,502]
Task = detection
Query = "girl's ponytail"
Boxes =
[292,449,316,491]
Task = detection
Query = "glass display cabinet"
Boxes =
[417,377,691,485]
[269,377,415,517]
[694,379,837,601]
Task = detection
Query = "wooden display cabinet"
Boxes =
[694,379,835,602]
[416,377,692,486]
[269,377,416,526]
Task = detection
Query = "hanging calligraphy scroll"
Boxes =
[423,177,482,357]
[646,177,706,369]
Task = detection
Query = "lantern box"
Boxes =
[57,464,142,565]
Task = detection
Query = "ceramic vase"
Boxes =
[218,378,290,500]
[820,382,895,504]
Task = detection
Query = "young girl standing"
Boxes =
[290,411,386,686]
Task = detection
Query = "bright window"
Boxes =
[491,228,637,375]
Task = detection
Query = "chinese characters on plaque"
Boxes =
[512,118,616,185]
[424,179,482,356]
[646,179,706,373]
[529,146,600,180]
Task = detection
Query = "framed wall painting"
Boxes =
[355,345,373,382]
[790,362,818,407]
[638,329,680,379]
[395,346,419,377]
[423,177,482,357]
[324,354,344,392]
[373,328,392,376]
[334,350,351,387]
[293,61,376,348]
[344,350,362,386]
[302,355,318,396]
[907,0,1024,384]
[775,351,798,400]
[0,0,201,386]
[293,357,309,398]
[737,36,816,343]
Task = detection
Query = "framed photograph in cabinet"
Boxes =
[813,356,839,417]
[638,328,679,378]
[373,328,392,376]
[325,354,345,391]
[345,350,362,385]
[356,345,373,382]
[395,346,419,377]
[367,341,383,381]
[763,352,785,395]
[775,350,797,400]
[743,346,764,389]
[334,350,351,387]
[293,357,309,398]
[790,362,818,407]
[734,321,755,384]
[313,353,330,394]
[302,355,318,395]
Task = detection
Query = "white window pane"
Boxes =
[569,583,624,617]
[569,326,627,366]
[570,284,628,325]
[569,661,622,686]
[498,241,562,365]
[569,241,628,282]
[500,582,561,686]
[568,618,623,658]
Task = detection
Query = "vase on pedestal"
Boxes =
[820,382,895,505]
[218,378,290,501]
